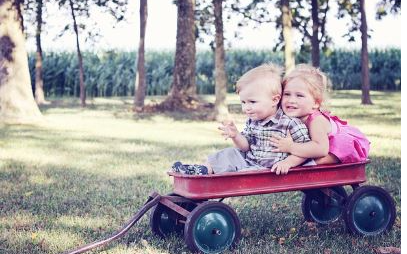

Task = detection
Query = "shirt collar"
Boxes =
[257,107,283,126]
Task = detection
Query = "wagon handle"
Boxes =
[63,192,161,254]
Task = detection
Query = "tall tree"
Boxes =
[34,0,47,104]
[289,0,330,67]
[57,0,128,107]
[359,0,371,104]
[280,0,295,72]
[230,0,330,71]
[337,0,372,104]
[68,0,86,107]
[162,0,197,109]
[336,0,400,104]
[20,0,49,104]
[0,0,42,123]
[211,0,229,120]
[134,0,147,110]
[310,0,319,67]
[229,0,296,71]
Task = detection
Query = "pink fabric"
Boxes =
[306,111,370,163]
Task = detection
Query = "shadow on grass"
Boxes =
[37,91,401,124]
[38,98,219,122]
[365,155,401,198]
[1,126,229,166]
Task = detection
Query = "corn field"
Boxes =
[27,48,401,97]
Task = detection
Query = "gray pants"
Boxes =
[207,147,316,174]
[207,147,263,174]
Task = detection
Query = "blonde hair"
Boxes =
[236,63,283,97]
[282,64,331,109]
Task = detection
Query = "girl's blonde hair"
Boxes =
[236,63,283,97]
[282,64,331,109]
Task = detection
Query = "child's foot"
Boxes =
[172,161,186,174]
[184,164,209,175]
[171,162,208,175]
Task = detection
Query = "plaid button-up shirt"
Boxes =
[242,108,310,168]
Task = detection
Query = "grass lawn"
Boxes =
[0,90,400,254]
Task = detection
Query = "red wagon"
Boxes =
[65,160,396,254]
[150,160,396,253]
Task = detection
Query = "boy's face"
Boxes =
[239,82,280,121]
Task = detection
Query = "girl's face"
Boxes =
[282,77,319,121]
[239,83,280,121]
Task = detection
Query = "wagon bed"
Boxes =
[168,161,368,199]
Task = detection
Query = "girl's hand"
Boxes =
[270,132,294,153]
[270,160,291,175]
[218,120,239,140]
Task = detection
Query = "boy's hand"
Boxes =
[218,120,239,140]
[270,160,292,175]
[270,132,294,153]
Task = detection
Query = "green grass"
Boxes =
[0,90,400,254]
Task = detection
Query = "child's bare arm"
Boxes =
[218,121,250,152]
[270,155,306,175]
[271,116,330,158]
[231,133,250,152]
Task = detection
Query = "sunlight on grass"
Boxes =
[29,174,54,186]
[32,229,83,252]
[99,245,170,254]
[369,137,400,158]
[56,215,111,229]
[2,148,64,167]
[0,212,35,230]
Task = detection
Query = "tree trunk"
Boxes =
[35,0,47,105]
[280,0,295,73]
[134,0,148,110]
[360,0,372,105]
[0,0,42,124]
[69,0,86,107]
[311,0,320,67]
[15,0,24,33]
[211,0,229,121]
[162,0,197,109]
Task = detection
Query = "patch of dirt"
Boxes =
[134,95,216,121]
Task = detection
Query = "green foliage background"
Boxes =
[28,49,400,97]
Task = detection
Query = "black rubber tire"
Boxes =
[184,201,241,253]
[150,194,196,238]
[301,186,347,224]
[344,185,396,236]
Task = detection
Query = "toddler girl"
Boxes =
[270,64,370,164]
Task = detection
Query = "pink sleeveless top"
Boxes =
[305,111,370,163]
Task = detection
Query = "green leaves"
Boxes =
[375,0,401,20]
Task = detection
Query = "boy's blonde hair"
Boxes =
[282,64,331,109]
[236,64,283,97]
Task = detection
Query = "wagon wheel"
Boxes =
[344,185,396,236]
[301,186,347,224]
[150,193,197,238]
[184,201,241,253]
